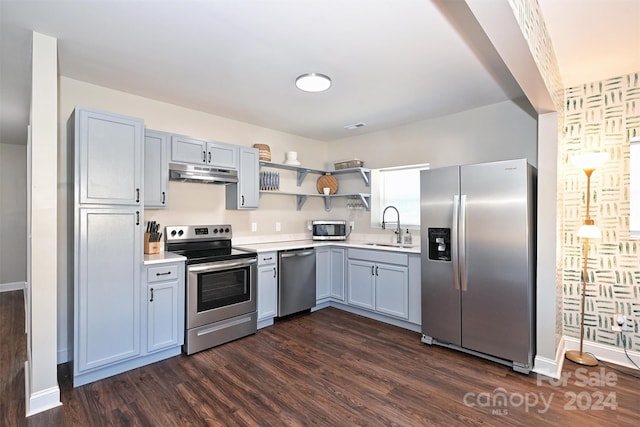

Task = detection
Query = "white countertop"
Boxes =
[143,252,187,265]
[235,239,420,254]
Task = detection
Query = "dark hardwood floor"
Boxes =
[2,289,639,426]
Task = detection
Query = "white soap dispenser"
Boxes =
[403,229,412,246]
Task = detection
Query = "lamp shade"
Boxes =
[577,224,602,239]
[571,152,608,171]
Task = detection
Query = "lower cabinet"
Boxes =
[316,247,346,305]
[145,262,184,353]
[73,256,185,387]
[257,251,278,328]
[347,248,409,320]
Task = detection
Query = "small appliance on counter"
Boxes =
[311,219,348,240]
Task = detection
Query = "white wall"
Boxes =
[0,143,27,287]
[328,98,537,170]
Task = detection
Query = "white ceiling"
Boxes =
[0,0,638,146]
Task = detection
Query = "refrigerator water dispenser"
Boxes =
[428,228,451,261]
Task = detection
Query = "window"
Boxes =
[370,164,429,229]
[631,137,640,239]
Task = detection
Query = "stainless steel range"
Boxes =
[165,224,257,355]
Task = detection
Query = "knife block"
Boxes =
[144,233,161,255]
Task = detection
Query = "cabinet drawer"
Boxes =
[258,251,277,266]
[348,248,408,266]
[147,264,179,283]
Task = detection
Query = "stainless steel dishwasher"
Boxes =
[278,248,316,317]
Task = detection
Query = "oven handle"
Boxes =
[188,258,257,273]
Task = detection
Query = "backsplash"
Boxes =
[561,72,640,351]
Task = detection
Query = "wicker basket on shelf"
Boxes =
[253,144,271,161]
[334,159,364,170]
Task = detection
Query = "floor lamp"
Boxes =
[565,152,608,366]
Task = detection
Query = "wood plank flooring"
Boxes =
[2,289,639,426]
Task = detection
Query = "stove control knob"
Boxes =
[224,227,230,233]
[213,228,219,233]
[178,230,184,236]
[170,230,177,237]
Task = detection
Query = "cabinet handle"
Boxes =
[202,150,206,163]
[156,271,171,276]
[161,191,166,204]
[150,288,154,302]
[136,211,140,226]
[241,195,245,206]
[371,265,375,276]
[264,256,273,261]
[136,188,140,203]
[375,266,379,276]
[273,267,276,278]
[208,151,212,163]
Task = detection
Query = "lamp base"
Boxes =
[565,350,598,366]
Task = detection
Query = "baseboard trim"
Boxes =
[57,347,72,365]
[564,336,640,370]
[533,336,565,379]
[1,281,25,292]
[24,361,62,417]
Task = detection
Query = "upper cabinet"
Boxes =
[144,130,169,208]
[226,146,259,209]
[74,108,144,205]
[171,134,238,169]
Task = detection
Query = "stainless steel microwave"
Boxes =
[312,220,348,240]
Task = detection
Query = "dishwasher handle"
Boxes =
[280,250,315,258]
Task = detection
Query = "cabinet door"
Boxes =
[171,135,206,164]
[239,147,259,208]
[347,259,375,310]
[226,147,259,209]
[144,130,168,208]
[76,207,142,373]
[375,263,409,319]
[147,281,179,352]
[258,264,277,320]
[315,247,331,301]
[207,141,238,169]
[77,108,143,205]
[330,248,346,300]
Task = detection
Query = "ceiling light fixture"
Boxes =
[295,73,332,92]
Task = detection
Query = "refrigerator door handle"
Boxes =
[460,194,468,292]
[452,195,460,290]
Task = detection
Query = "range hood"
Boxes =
[169,163,238,184]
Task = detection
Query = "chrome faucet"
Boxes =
[382,205,401,244]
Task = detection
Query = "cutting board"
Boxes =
[317,175,338,194]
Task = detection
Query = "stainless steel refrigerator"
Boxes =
[420,159,536,373]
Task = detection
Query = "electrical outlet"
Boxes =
[612,314,633,332]
[251,222,257,232]
[275,222,281,232]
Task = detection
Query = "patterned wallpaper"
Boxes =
[561,73,640,352]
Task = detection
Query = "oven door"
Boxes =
[187,258,257,329]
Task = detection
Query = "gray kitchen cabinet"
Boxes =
[347,248,409,320]
[257,251,277,329]
[347,259,376,310]
[144,130,169,208]
[75,207,143,376]
[144,262,184,353]
[171,134,238,169]
[226,146,259,209]
[330,247,346,301]
[316,246,346,305]
[315,247,331,303]
[73,107,144,205]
